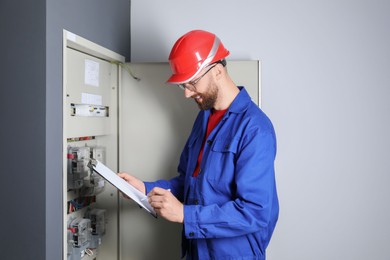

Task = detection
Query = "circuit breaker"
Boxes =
[67,217,92,259]
[67,146,90,190]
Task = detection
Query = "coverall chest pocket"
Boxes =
[211,138,239,153]
[206,138,239,182]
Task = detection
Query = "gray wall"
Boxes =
[130,1,390,259]
[0,1,46,259]
[0,0,130,259]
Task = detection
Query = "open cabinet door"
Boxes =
[119,61,260,260]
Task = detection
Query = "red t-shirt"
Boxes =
[192,109,227,177]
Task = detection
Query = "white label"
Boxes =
[84,59,100,87]
[81,93,102,105]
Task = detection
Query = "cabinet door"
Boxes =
[119,61,260,260]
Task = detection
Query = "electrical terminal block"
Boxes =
[81,146,106,196]
[68,217,92,248]
[67,196,96,214]
[85,208,107,249]
[67,146,91,190]
[70,103,109,117]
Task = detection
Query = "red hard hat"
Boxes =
[167,30,230,84]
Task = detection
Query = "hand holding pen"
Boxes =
[147,187,184,223]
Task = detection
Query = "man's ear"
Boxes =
[214,63,225,80]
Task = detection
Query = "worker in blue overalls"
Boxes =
[119,29,279,260]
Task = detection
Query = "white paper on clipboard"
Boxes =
[88,159,157,218]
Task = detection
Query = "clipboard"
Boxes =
[88,159,157,218]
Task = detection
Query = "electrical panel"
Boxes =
[64,44,119,260]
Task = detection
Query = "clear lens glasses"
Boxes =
[177,63,218,92]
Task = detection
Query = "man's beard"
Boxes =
[195,83,218,110]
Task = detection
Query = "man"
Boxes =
[119,30,279,260]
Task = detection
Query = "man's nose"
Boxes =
[184,88,195,98]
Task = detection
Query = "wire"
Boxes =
[111,61,141,81]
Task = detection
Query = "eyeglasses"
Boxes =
[177,63,218,92]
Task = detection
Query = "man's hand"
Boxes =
[148,187,184,223]
[118,172,146,195]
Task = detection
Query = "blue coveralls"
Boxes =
[145,87,279,260]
